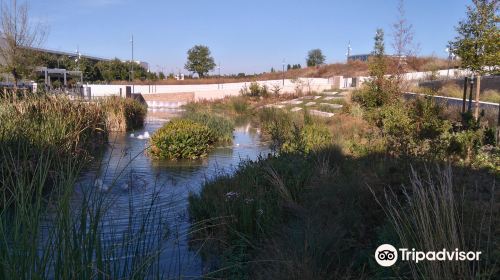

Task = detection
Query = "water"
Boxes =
[75,109,269,278]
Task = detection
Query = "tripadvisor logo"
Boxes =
[375,244,481,267]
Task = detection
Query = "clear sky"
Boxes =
[29,0,471,75]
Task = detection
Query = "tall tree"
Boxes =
[451,0,499,120]
[0,0,47,91]
[184,45,216,78]
[392,0,417,92]
[306,49,326,67]
[370,29,387,82]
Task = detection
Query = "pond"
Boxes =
[73,109,269,278]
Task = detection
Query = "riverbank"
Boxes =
[0,94,153,278]
[187,90,499,278]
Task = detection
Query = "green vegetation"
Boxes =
[149,119,215,160]
[184,45,216,78]
[0,94,169,279]
[149,110,235,160]
[259,108,332,154]
[240,82,269,97]
[101,96,147,132]
[184,112,234,143]
[187,35,499,278]
[306,48,326,67]
[450,0,499,119]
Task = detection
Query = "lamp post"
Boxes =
[217,62,221,90]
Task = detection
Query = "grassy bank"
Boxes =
[0,94,169,279]
[188,89,499,278]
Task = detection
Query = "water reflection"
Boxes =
[75,109,269,277]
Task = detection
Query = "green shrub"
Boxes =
[101,96,147,132]
[149,119,214,160]
[258,108,332,154]
[184,112,234,143]
[351,79,397,109]
[240,82,269,97]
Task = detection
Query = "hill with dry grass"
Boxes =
[114,56,455,85]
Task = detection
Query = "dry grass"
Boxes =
[112,57,454,86]
[372,166,497,279]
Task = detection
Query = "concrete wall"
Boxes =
[81,69,476,108]
[83,78,333,105]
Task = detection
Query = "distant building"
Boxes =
[348,54,406,62]
[347,54,371,62]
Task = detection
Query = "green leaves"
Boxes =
[306,49,326,67]
[149,119,215,160]
[184,45,216,78]
[451,0,500,74]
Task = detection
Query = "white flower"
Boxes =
[225,191,239,201]
[257,209,264,216]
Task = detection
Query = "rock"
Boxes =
[323,91,339,95]
[305,102,316,106]
[309,110,335,118]
[323,96,344,101]
[291,107,303,112]
[280,100,303,105]
[320,103,343,109]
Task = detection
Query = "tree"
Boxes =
[184,45,215,78]
[158,72,166,80]
[0,0,47,91]
[306,49,325,67]
[392,0,417,92]
[451,0,499,120]
[370,29,387,83]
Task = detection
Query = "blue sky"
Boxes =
[29,0,470,74]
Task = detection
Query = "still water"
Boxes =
[76,109,269,278]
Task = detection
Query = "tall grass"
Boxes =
[0,95,175,279]
[372,166,498,279]
[184,112,234,143]
[0,140,172,279]
[101,96,147,132]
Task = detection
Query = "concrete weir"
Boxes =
[141,92,195,108]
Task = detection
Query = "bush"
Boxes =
[184,112,234,143]
[101,96,147,132]
[149,119,214,160]
[258,108,332,154]
[240,82,269,97]
[352,79,397,109]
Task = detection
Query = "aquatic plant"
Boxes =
[149,118,215,160]
[101,96,147,132]
[184,112,234,143]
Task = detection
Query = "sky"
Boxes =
[27,0,471,75]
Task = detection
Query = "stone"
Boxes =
[291,107,303,112]
[305,102,316,106]
[309,110,335,118]
[320,103,343,109]
[323,91,339,95]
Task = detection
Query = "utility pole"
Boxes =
[130,34,134,93]
[346,41,352,62]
